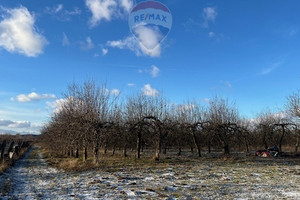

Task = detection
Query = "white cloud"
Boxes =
[107,36,141,55]
[0,6,47,57]
[128,83,135,87]
[139,65,161,77]
[13,92,57,103]
[142,84,159,97]
[46,4,63,14]
[85,0,133,27]
[133,25,162,54]
[46,98,69,114]
[0,119,13,126]
[80,37,94,50]
[64,7,82,16]
[0,119,31,128]
[107,35,161,57]
[107,36,134,49]
[150,65,160,78]
[120,0,133,13]
[203,7,217,27]
[62,32,70,46]
[8,121,31,128]
[102,48,108,55]
[86,0,118,27]
[177,104,195,111]
[55,4,64,13]
[110,89,120,95]
[203,7,217,21]
[46,5,81,21]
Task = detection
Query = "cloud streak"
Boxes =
[62,32,70,46]
[12,92,57,103]
[0,119,31,128]
[260,62,282,75]
[139,65,161,77]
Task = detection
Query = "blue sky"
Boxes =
[0,0,300,134]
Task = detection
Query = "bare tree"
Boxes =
[207,96,240,155]
[286,91,300,152]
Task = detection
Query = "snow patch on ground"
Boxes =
[0,147,300,199]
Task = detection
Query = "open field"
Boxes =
[0,146,300,199]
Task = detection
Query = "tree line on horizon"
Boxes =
[40,81,300,163]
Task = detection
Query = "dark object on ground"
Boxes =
[256,146,280,158]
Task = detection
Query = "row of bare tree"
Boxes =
[0,134,33,163]
[40,81,300,163]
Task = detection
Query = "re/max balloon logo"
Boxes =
[128,1,172,51]
[134,13,168,23]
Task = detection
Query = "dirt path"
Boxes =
[0,146,97,199]
[0,146,300,199]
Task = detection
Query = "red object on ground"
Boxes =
[256,150,271,158]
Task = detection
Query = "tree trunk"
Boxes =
[224,144,230,155]
[177,147,182,156]
[278,126,285,153]
[245,141,249,153]
[192,132,201,157]
[208,140,211,153]
[154,137,162,161]
[136,131,142,159]
[112,144,116,155]
[123,144,127,157]
[263,133,268,149]
[67,147,71,156]
[75,147,79,158]
[163,147,167,154]
[104,142,108,154]
[84,146,88,161]
[94,146,99,164]
[0,140,6,163]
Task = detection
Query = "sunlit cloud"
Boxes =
[0,119,31,128]
[85,0,133,27]
[12,92,57,103]
[0,6,47,57]
[142,84,159,97]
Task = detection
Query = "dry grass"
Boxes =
[0,162,10,175]
[0,147,31,175]
[40,146,300,173]
[41,148,196,172]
